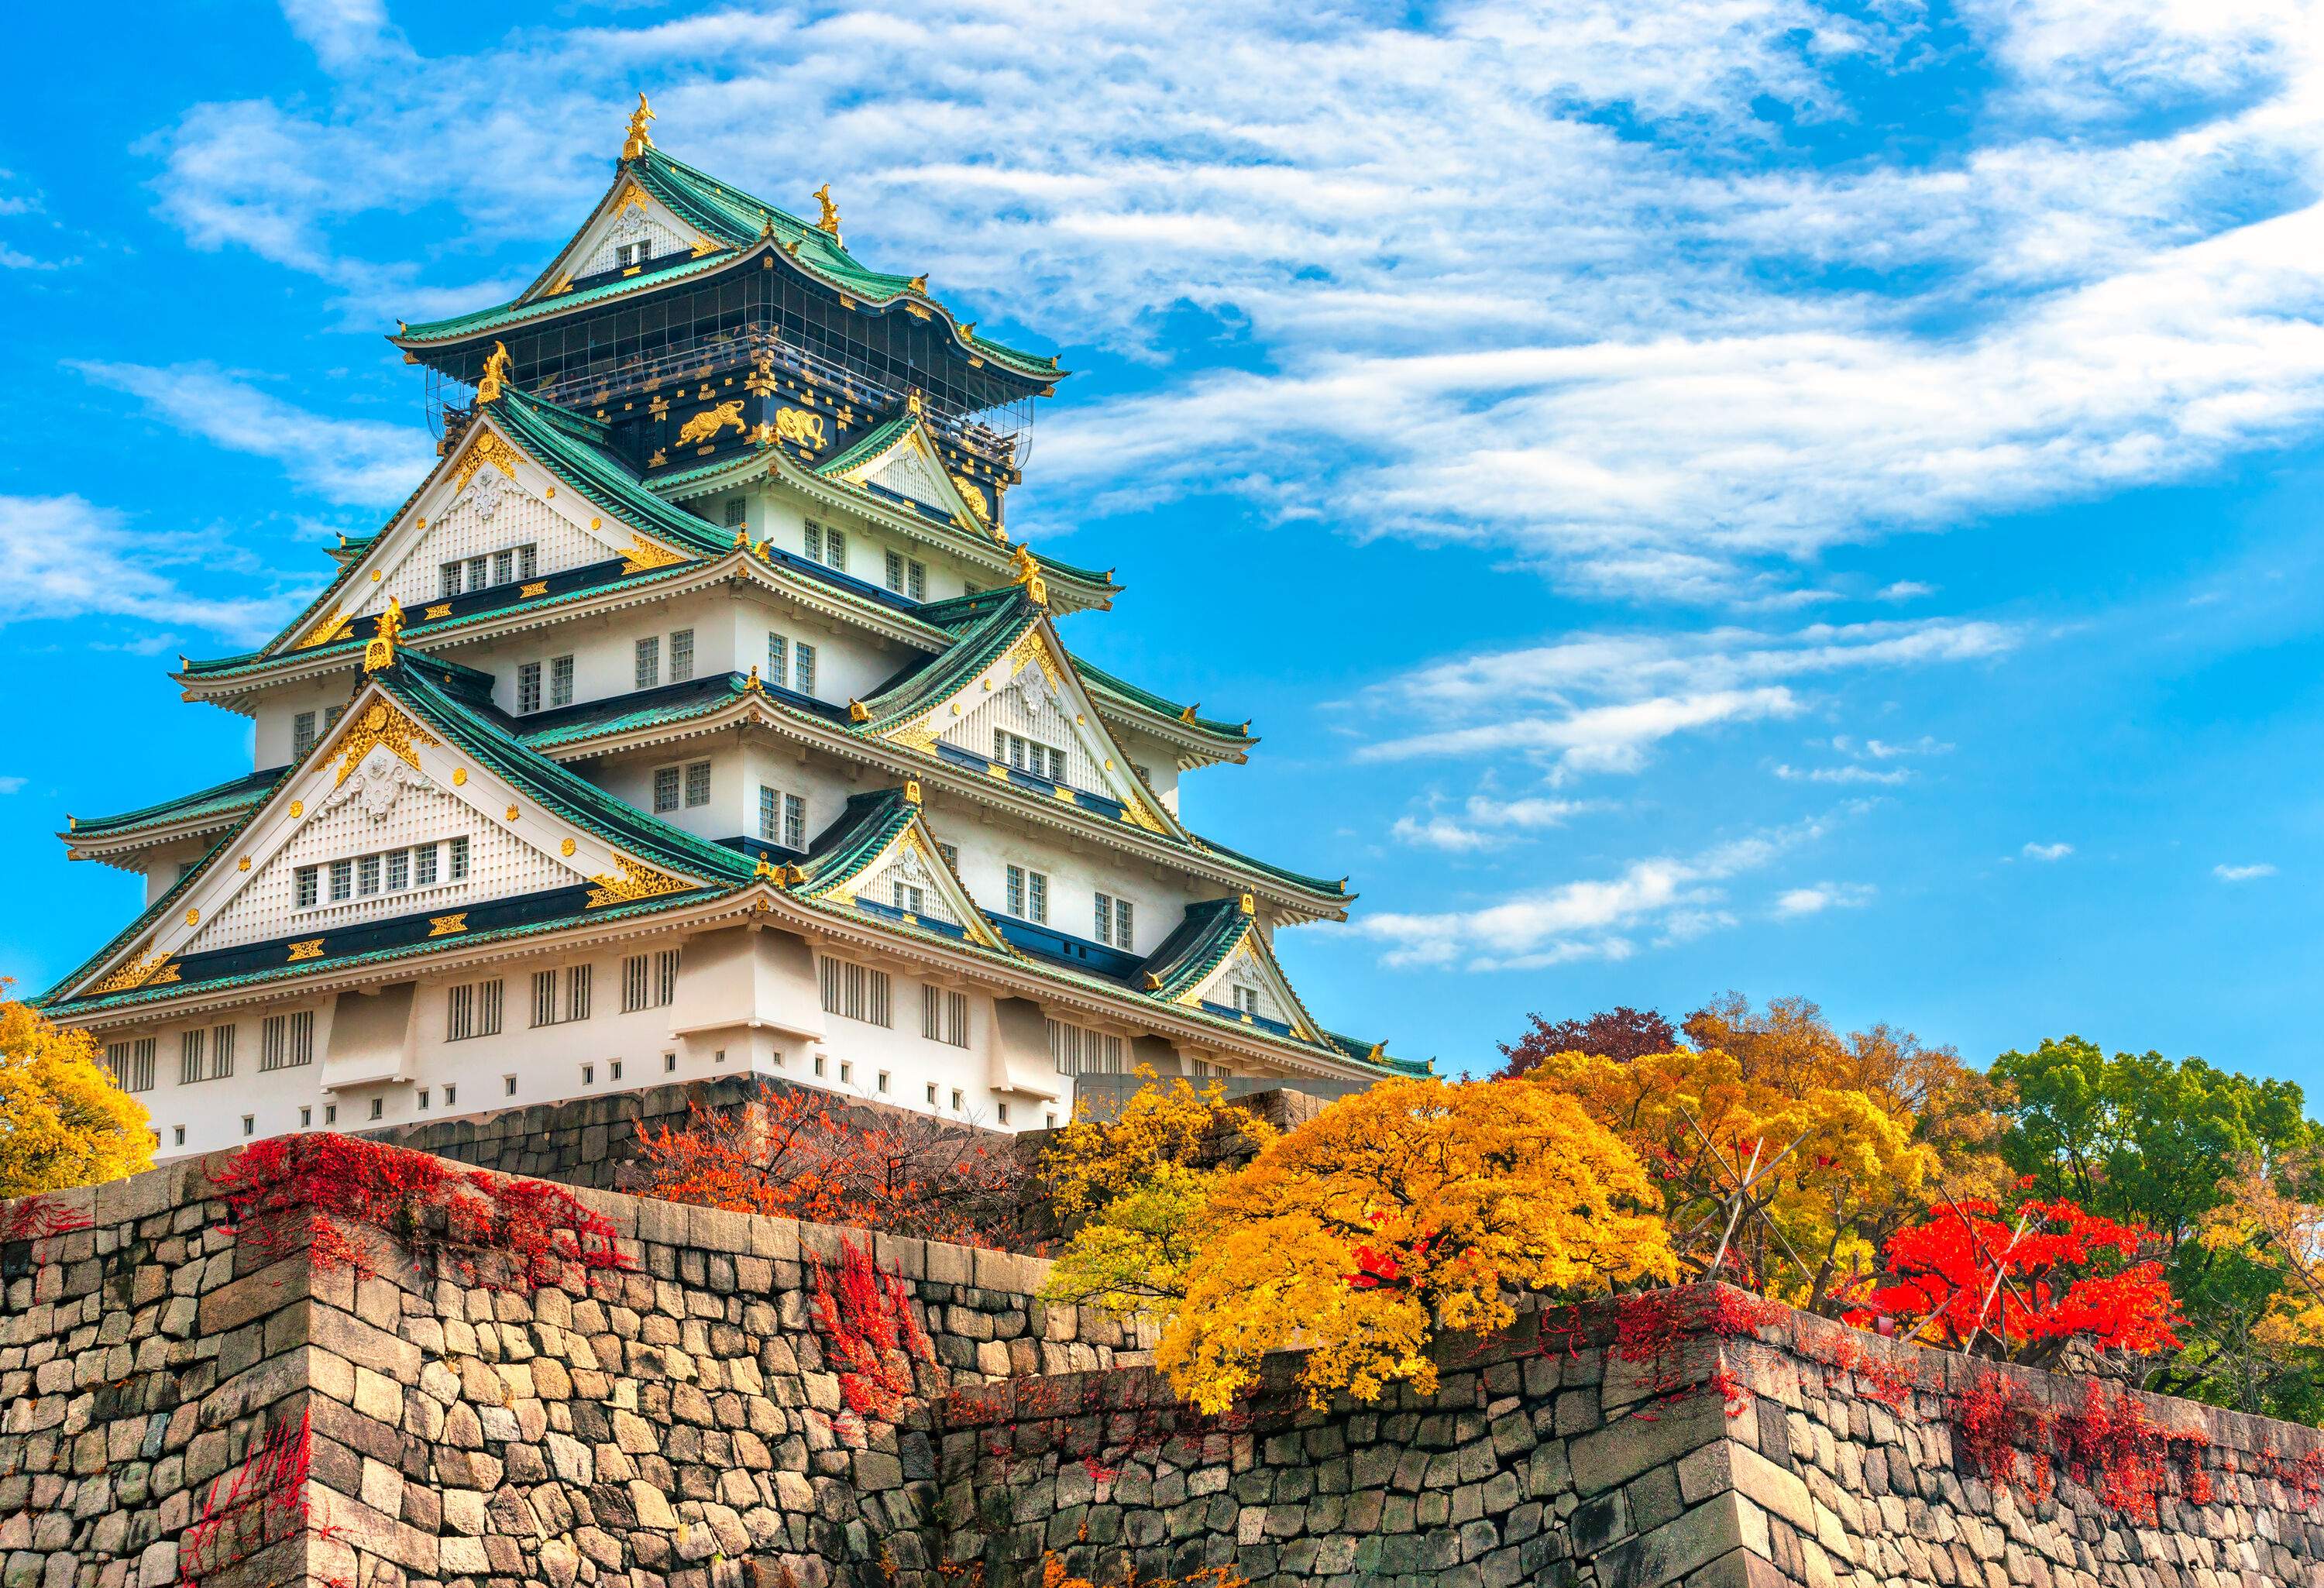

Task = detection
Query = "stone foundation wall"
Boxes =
[9,1152,2324,1588]
[352,1077,767,1191]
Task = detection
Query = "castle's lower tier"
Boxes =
[65,919,1293,1160]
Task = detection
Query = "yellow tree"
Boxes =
[0,988,153,1198]
[1156,1076,1676,1413]
[1527,1043,1933,1314]
[1039,1074,1274,1316]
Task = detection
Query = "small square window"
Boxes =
[444,1084,456,1107]
[813,1054,827,1077]
[1046,1112,1057,1129]
[551,655,575,707]
[325,1105,337,1125]
[654,766,682,813]
[582,1063,595,1085]
[683,760,711,808]
[369,1098,383,1120]
[669,629,696,683]
[610,1060,623,1081]
[877,1071,889,1093]
[173,1125,185,1146]
[926,1083,938,1105]
[951,1089,964,1112]
[299,1107,311,1129]
[665,1053,677,1072]
[724,498,747,528]
[996,1103,1009,1125]
[839,1060,853,1084]
[418,1088,430,1110]
[504,1075,517,1096]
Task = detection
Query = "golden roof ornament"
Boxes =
[363,597,404,673]
[904,778,923,806]
[904,387,924,418]
[908,274,928,294]
[812,184,842,241]
[476,341,512,404]
[622,93,655,161]
[1010,544,1049,609]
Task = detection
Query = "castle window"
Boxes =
[242,1116,255,1137]
[995,730,1065,782]
[445,1084,457,1106]
[766,632,787,687]
[795,642,817,695]
[654,766,681,813]
[329,859,352,902]
[996,1103,1009,1125]
[805,521,847,570]
[684,759,711,808]
[416,843,440,886]
[1232,985,1261,1016]
[446,978,503,1041]
[669,628,696,682]
[550,655,575,707]
[260,1012,314,1071]
[923,985,968,1048]
[296,866,318,909]
[635,635,661,689]
[610,1060,622,1081]
[449,836,469,880]
[759,786,806,848]
[951,1089,964,1112]
[105,1038,156,1093]
[518,545,538,580]
[1047,1019,1123,1078]
[1006,865,1048,924]
[937,842,958,871]
[493,549,514,586]
[210,1025,235,1080]
[439,562,461,600]
[895,882,924,915]
[293,711,317,758]
[466,555,489,593]
[817,955,891,1026]
[357,854,380,896]
[418,1089,429,1110]
[617,239,652,269]
[177,1029,205,1085]
[387,849,409,891]
[884,552,927,601]
[1095,894,1134,950]
[621,950,679,1012]
[724,498,747,529]
[582,1063,595,1086]
[518,662,542,714]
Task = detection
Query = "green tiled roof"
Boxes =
[793,789,918,895]
[70,766,287,840]
[853,588,1040,732]
[1137,898,1250,1001]
[399,148,1061,381]
[1325,1030,1427,1077]
[1070,654,1255,746]
[1191,832,1350,900]
[814,413,913,479]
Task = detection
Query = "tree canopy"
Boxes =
[0,990,153,1198]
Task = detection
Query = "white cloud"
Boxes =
[0,776,26,795]
[1391,794,1590,851]
[2214,861,2278,882]
[2023,841,2075,861]
[0,495,291,641]
[1775,882,1875,916]
[70,362,433,506]
[1773,763,1910,785]
[1358,813,1834,969]
[1878,582,1937,601]
[1360,618,2009,776]
[130,0,2324,603]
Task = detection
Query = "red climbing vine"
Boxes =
[1946,1372,2216,1522]
[2,1194,91,1243]
[1607,1286,1786,1418]
[211,1133,629,1291]
[810,1235,935,1421]
[178,1408,332,1588]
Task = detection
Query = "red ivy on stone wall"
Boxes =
[178,1408,332,1588]
[211,1133,630,1291]
[810,1235,935,1421]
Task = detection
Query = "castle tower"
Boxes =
[43,101,1413,1156]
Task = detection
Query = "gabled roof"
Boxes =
[786,786,1017,956]
[67,765,287,843]
[392,146,1062,384]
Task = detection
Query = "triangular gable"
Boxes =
[820,407,999,539]
[523,172,728,304]
[1156,899,1330,1045]
[879,615,1185,840]
[60,672,736,1002]
[267,411,697,656]
[792,786,1015,954]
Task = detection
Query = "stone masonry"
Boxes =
[7,1151,2324,1588]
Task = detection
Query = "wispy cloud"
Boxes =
[1360,619,2010,776]
[1775,882,1875,916]
[2023,841,2075,861]
[0,495,291,641]
[1357,813,1840,970]
[2214,862,2277,882]
[0,776,26,796]
[1391,794,1590,852]
[125,0,2324,602]
[70,362,433,506]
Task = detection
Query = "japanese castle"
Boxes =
[42,100,1414,1157]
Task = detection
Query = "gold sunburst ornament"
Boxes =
[586,854,692,909]
[334,701,442,787]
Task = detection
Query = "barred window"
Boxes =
[357,854,380,896]
[654,766,681,813]
[635,635,661,689]
[684,760,711,808]
[387,849,409,891]
[260,1012,315,1071]
[795,642,817,695]
[724,498,747,528]
[329,859,352,902]
[1095,894,1134,950]
[416,843,440,886]
[758,785,779,842]
[669,628,696,683]
[655,949,679,1005]
[784,792,806,849]
[907,559,926,601]
[1047,1019,1124,1078]
[622,954,648,1012]
[105,1038,156,1093]
[492,548,513,586]
[803,521,822,562]
[449,837,469,880]
[518,544,538,581]
[1007,864,1051,921]
[292,711,317,758]
[818,956,891,1026]
[568,964,593,1021]
[885,549,906,592]
[922,985,968,1047]
[531,969,559,1029]
[466,555,489,593]
[825,528,848,572]
[178,1028,206,1085]
[895,882,925,914]
[296,866,318,909]
[210,1024,235,1080]
[767,632,787,688]
[447,978,503,1041]
[439,562,462,600]
[550,655,575,707]
[621,951,679,1012]
[518,662,542,714]
[995,730,1066,782]
[1232,984,1261,1015]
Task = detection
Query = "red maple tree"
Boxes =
[629,1082,1029,1248]
[1493,1005,1677,1078]
[1840,1195,2184,1367]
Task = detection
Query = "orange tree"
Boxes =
[1156,1076,1676,1413]
[0,986,152,1198]
[628,1082,1026,1248]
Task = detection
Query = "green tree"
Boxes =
[1994,1036,2322,1418]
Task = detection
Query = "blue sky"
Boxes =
[5,0,2322,1084]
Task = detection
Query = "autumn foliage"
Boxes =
[629,1082,1026,1247]
[1155,1076,1676,1413]
[810,1236,934,1421]
[1840,1196,2183,1367]
[212,1133,628,1291]
[0,987,152,1198]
